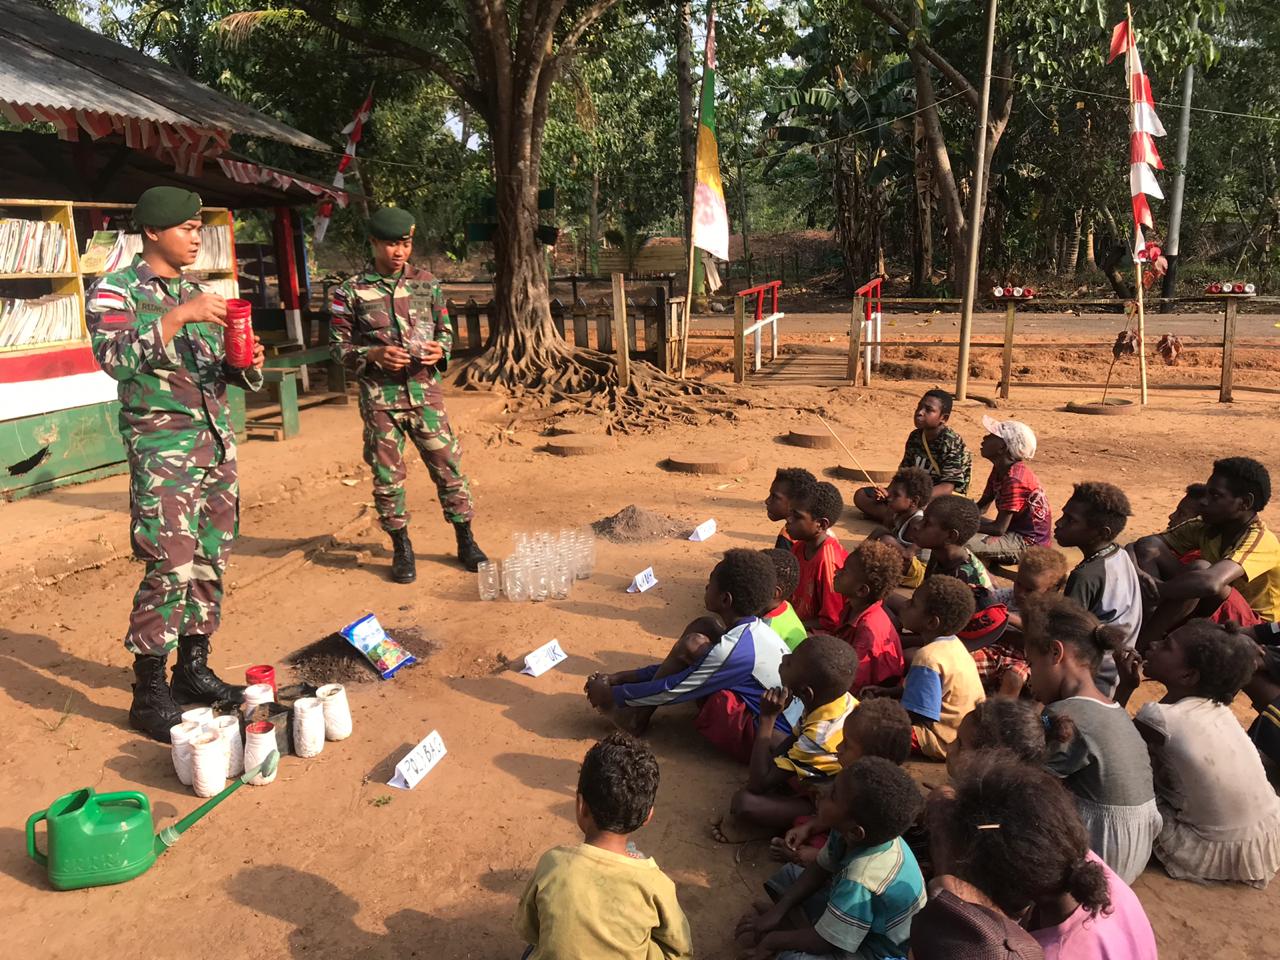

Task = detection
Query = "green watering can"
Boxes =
[25,751,279,891]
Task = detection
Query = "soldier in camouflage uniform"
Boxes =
[330,207,486,582]
[87,186,265,741]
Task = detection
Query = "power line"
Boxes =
[994,73,1280,125]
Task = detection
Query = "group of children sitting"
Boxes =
[517,389,1280,959]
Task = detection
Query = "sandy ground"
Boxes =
[3,338,1280,958]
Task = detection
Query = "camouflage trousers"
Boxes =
[362,403,474,532]
[125,454,238,655]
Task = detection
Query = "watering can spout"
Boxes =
[153,751,280,855]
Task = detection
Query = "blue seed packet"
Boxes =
[340,614,417,680]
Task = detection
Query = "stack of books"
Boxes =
[0,218,72,274]
[81,223,233,274]
[0,294,80,347]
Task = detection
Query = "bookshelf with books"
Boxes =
[0,199,85,355]
[0,200,240,498]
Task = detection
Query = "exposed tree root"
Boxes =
[456,343,748,431]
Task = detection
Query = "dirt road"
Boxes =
[2,373,1277,958]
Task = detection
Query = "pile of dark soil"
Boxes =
[286,624,438,685]
[592,505,690,543]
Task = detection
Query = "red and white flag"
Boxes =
[314,88,373,243]
[1109,18,1165,261]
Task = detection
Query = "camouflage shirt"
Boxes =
[87,255,263,466]
[329,264,453,410]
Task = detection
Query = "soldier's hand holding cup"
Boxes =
[181,293,227,327]
[369,345,411,372]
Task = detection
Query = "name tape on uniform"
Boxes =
[626,567,658,594]
[522,639,568,678]
[688,519,717,542]
[388,730,447,790]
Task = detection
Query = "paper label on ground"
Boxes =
[388,730,447,789]
[689,519,717,542]
[521,639,568,677]
[627,567,658,593]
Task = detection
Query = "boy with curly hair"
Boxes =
[766,466,817,550]
[867,466,934,588]
[853,388,972,520]
[865,575,984,760]
[585,549,799,762]
[1133,457,1280,645]
[833,540,905,691]
[736,757,926,959]
[713,634,860,841]
[1055,481,1144,695]
[516,733,692,959]
[788,481,849,633]
[760,548,807,651]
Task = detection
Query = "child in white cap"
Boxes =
[970,417,1052,565]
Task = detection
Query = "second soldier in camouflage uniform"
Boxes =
[330,207,486,582]
[87,186,265,741]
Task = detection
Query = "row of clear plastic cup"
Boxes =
[477,528,597,601]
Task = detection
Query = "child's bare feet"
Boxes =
[709,812,774,845]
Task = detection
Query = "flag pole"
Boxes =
[681,235,696,380]
[681,7,710,382]
[1125,5,1149,405]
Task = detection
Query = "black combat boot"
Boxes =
[390,527,417,583]
[171,635,247,705]
[129,654,182,742]
[453,521,488,572]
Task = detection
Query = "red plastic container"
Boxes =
[224,299,254,368]
[245,664,276,696]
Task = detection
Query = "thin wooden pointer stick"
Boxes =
[816,415,876,486]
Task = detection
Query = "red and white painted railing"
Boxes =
[733,280,784,382]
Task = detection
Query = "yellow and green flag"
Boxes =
[691,4,729,260]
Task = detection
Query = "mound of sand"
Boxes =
[592,505,690,543]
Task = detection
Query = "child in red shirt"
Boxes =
[833,540,905,692]
[788,481,848,633]
[970,416,1052,565]
[766,467,817,551]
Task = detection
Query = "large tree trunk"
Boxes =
[1063,208,1083,274]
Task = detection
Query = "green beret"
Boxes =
[133,186,202,229]
[369,207,415,241]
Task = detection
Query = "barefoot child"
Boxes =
[971,417,1052,565]
[1132,457,1279,645]
[736,758,925,960]
[832,540,905,691]
[853,388,972,520]
[716,635,859,841]
[766,467,816,550]
[1022,594,1161,885]
[516,733,693,959]
[1054,481,1143,695]
[585,549,797,761]
[760,548,807,652]
[866,575,983,760]
[867,466,933,588]
[771,699,913,867]
[788,481,849,633]
[930,753,1157,960]
[1117,620,1280,887]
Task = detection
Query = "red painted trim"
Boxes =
[0,345,99,383]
